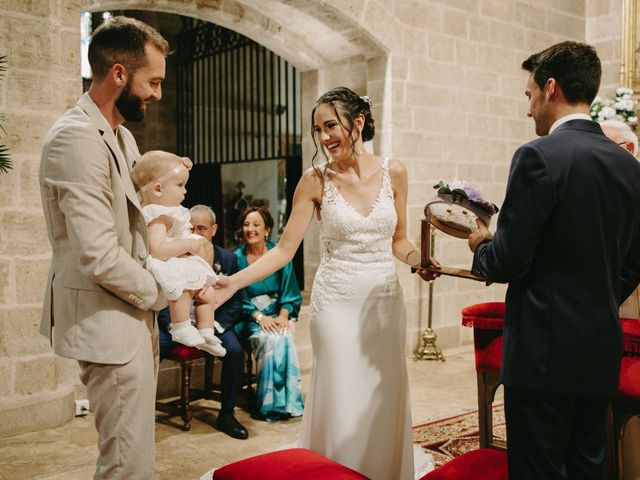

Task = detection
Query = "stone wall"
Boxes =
[586,0,623,94]
[0,0,83,437]
[0,0,625,437]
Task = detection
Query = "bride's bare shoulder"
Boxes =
[387,157,407,175]
[302,162,332,182]
[298,165,326,198]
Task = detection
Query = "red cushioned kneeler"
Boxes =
[418,448,508,480]
[212,448,369,480]
[461,302,506,451]
[170,344,210,361]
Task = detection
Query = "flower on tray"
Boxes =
[433,179,499,216]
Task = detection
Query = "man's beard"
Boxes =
[115,80,146,122]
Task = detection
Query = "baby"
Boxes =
[132,150,225,356]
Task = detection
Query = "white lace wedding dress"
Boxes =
[298,158,432,480]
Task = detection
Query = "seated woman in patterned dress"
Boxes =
[233,206,304,421]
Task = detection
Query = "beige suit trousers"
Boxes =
[80,316,159,480]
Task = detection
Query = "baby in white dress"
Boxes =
[132,150,225,356]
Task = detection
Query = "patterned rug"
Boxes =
[412,405,507,467]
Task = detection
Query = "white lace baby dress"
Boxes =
[142,204,217,308]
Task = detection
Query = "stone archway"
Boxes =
[80,0,389,72]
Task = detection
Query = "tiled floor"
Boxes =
[0,345,485,480]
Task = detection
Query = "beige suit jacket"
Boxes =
[39,93,159,364]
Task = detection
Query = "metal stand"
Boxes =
[415,224,445,361]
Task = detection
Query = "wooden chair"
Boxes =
[462,305,640,478]
[404,302,512,480]
[155,345,214,431]
[156,340,256,431]
[461,301,506,451]
[414,303,510,480]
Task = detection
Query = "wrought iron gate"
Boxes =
[175,18,303,282]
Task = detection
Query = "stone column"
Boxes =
[0,0,82,437]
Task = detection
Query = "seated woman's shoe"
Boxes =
[216,413,249,439]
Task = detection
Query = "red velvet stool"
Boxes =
[155,345,213,431]
[610,317,640,480]
[211,448,369,480]
[419,448,508,480]
[419,302,511,480]
[461,302,505,450]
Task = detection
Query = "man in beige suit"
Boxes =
[39,17,169,479]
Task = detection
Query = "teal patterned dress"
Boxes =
[234,242,304,420]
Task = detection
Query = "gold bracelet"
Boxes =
[255,313,265,325]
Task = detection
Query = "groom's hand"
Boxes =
[468,218,492,252]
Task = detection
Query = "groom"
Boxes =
[469,41,640,478]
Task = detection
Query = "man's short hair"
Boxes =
[88,16,169,81]
[522,41,601,105]
[190,204,217,225]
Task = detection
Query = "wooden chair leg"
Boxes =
[605,405,618,480]
[477,372,490,449]
[180,360,193,431]
[204,355,214,400]
[477,371,503,450]
[611,406,635,480]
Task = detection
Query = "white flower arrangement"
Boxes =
[590,87,638,125]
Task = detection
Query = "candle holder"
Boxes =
[415,225,445,361]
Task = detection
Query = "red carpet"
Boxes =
[412,405,507,467]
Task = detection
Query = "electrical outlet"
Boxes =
[75,399,90,416]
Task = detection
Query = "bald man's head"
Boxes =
[600,119,638,157]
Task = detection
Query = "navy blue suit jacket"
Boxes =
[472,119,640,396]
[211,244,243,331]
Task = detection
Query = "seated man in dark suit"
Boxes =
[159,205,248,439]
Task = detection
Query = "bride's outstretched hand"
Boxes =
[213,275,236,309]
[416,256,441,282]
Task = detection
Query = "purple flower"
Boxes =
[433,179,499,216]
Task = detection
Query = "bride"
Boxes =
[215,87,438,479]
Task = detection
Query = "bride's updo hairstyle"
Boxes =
[310,87,376,173]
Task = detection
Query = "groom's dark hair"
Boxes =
[522,41,601,105]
